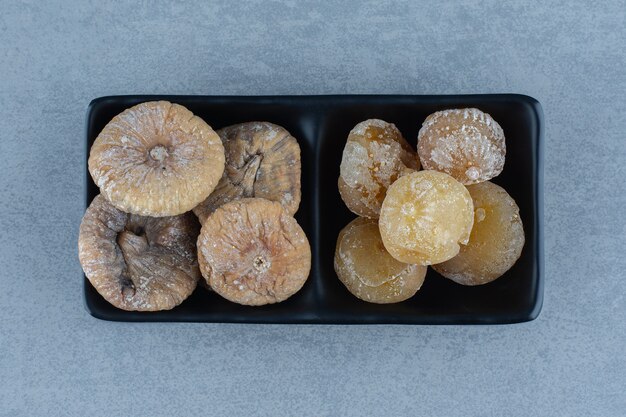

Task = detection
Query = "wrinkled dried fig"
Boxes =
[193,122,301,224]
[197,198,310,306]
[78,195,200,311]
[89,101,225,217]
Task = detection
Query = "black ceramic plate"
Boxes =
[84,95,544,324]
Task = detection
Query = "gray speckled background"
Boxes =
[1,1,624,416]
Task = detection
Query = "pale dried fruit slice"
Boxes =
[339,119,419,218]
[197,198,311,306]
[334,217,427,304]
[78,195,200,311]
[89,101,225,216]
[417,108,505,184]
[193,122,301,224]
[433,181,525,285]
[338,177,374,218]
[379,170,474,265]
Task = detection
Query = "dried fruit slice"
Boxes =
[334,217,427,304]
[89,101,225,216]
[339,119,419,218]
[433,181,525,285]
[78,195,200,311]
[417,108,505,184]
[193,122,301,224]
[197,198,311,306]
[379,170,474,265]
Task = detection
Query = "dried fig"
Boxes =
[193,122,301,224]
[197,198,311,306]
[78,195,200,311]
[89,101,225,217]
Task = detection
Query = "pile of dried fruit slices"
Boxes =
[335,109,525,304]
[79,101,310,311]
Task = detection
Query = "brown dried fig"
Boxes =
[197,198,311,306]
[78,195,200,311]
[89,101,225,217]
[193,122,301,224]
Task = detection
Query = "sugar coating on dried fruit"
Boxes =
[433,181,524,285]
[417,108,505,184]
[379,170,474,265]
[334,217,427,304]
[193,122,301,224]
[339,119,419,218]
[78,195,200,311]
[89,101,225,216]
[197,198,311,306]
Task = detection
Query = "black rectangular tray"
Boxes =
[85,94,544,324]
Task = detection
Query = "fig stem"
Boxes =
[149,145,169,162]
[253,255,269,272]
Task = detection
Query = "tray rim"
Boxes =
[84,93,544,325]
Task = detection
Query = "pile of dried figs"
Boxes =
[335,109,525,303]
[79,101,310,310]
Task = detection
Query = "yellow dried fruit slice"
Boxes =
[433,181,525,285]
[334,218,427,304]
[339,119,419,218]
[379,170,474,265]
[417,108,505,184]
